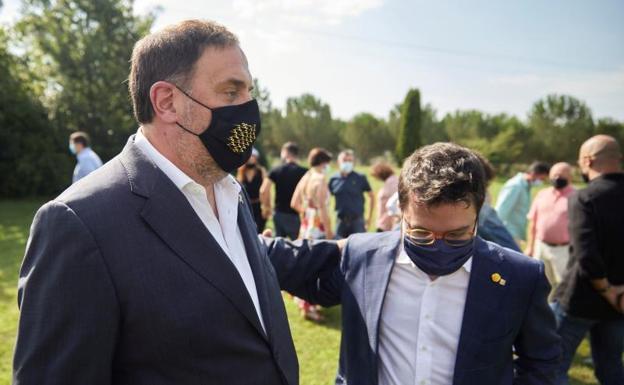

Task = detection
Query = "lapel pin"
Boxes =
[491,273,506,286]
[239,194,244,205]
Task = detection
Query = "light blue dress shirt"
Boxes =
[495,173,531,241]
[72,147,103,183]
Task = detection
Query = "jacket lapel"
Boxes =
[453,238,512,384]
[120,137,267,340]
[364,232,402,356]
[237,194,274,341]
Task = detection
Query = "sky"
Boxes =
[2,0,623,121]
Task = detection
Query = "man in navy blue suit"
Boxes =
[280,142,561,385]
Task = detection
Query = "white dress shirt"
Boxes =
[378,247,472,385]
[134,129,265,332]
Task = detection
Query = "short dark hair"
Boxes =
[370,162,395,181]
[129,20,239,123]
[398,142,486,212]
[528,161,550,175]
[282,141,299,157]
[70,131,90,147]
[473,151,496,185]
[308,147,332,167]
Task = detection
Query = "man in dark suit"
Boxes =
[287,143,561,385]
[553,135,624,385]
[13,20,339,385]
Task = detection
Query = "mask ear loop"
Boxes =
[170,83,213,138]
[172,84,214,111]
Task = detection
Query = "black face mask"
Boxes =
[174,86,261,173]
[581,173,590,183]
[552,177,569,189]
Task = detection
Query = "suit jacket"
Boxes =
[554,172,624,320]
[13,136,339,385]
[292,231,561,385]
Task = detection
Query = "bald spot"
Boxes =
[580,135,622,160]
[550,162,572,180]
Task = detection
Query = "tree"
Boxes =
[395,88,422,162]
[271,93,339,156]
[342,112,393,162]
[0,27,71,197]
[528,94,594,163]
[16,0,157,161]
[595,118,624,148]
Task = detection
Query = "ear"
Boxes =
[150,81,179,124]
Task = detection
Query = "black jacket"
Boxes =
[13,136,339,385]
[555,173,624,320]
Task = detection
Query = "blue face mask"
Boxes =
[531,179,543,187]
[69,142,77,155]
[403,236,475,276]
[339,161,353,174]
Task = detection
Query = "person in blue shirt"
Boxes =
[69,131,103,183]
[495,161,550,244]
[474,152,521,252]
[328,149,375,238]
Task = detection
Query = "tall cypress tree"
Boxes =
[395,88,422,163]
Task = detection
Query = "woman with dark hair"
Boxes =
[370,161,399,232]
[290,147,333,322]
[237,148,268,232]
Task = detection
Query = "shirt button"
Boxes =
[421,346,427,351]
[425,314,431,320]
[420,380,427,385]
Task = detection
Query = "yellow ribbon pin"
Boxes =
[491,273,506,286]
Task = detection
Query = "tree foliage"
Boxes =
[0,27,71,197]
[16,0,157,161]
[1,2,622,197]
[395,88,422,163]
[528,94,594,162]
[342,112,393,161]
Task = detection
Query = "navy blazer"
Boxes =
[290,231,561,385]
[14,136,339,385]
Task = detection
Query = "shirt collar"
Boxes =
[134,129,195,191]
[396,244,473,273]
[77,147,92,160]
[134,128,240,196]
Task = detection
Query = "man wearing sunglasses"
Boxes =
[288,142,560,385]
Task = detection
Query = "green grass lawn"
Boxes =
[0,186,599,384]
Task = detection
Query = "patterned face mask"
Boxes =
[174,85,261,173]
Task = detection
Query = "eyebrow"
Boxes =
[215,78,251,91]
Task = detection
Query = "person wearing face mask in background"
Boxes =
[68,131,103,184]
[329,149,375,238]
[260,142,308,240]
[495,161,551,246]
[290,147,333,322]
[552,135,624,385]
[237,148,268,232]
[474,152,521,252]
[14,20,343,385]
[525,162,575,296]
[284,142,561,384]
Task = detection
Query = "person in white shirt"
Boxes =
[14,19,340,385]
[290,142,561,385]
